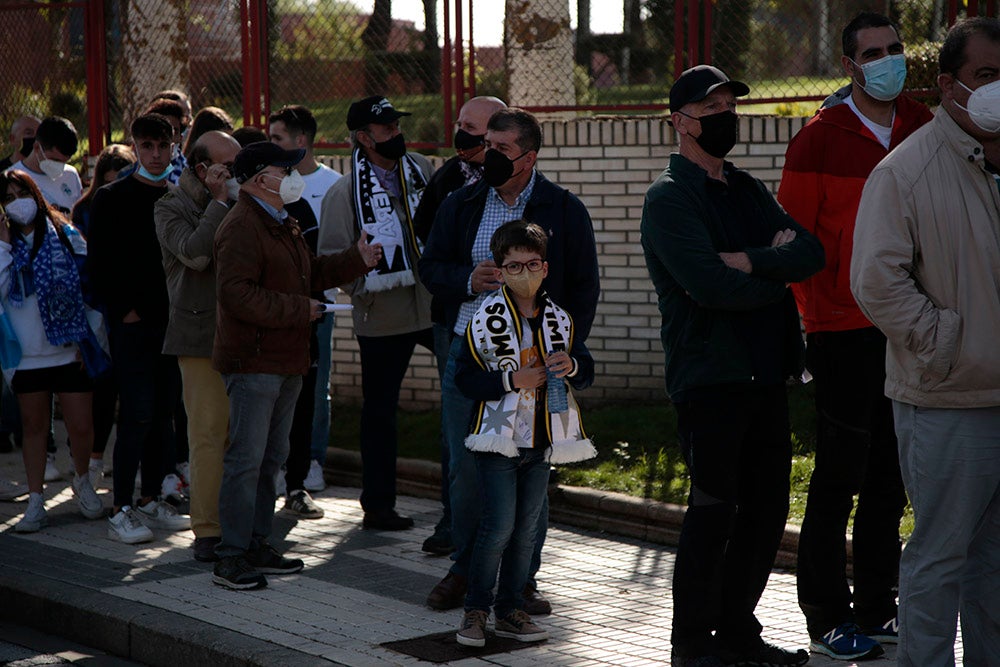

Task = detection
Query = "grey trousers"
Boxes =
[893,401,1000,667]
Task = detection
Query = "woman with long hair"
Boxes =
[182,107,234,160]
[71,144,134,487]
[0,170,104,531]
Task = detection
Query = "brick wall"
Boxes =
[319,114,808,409]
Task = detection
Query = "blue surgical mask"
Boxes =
[137,162,173,182]
[851,53,907,102]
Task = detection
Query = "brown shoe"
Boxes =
[426,571,467,610]
[522,584,552,615]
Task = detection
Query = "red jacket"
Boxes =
[778,94,932,333]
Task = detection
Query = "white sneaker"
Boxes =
[88,459,104,490]
[161,473,187,502]
[14,493,47,533]
[304,459,326,492]
[176,461,191,491]
[73,473,104,519]
[0,478,26,501]
[107,507,154,544]
[136,499,191,531]
[275,468,287,497]
[43,453,60,482]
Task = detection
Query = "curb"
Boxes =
[324,447,805,570]
[0,570,335,667]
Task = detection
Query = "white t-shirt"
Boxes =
[302,163,342,222]
[844,95,894,150]
[8,160,82,214]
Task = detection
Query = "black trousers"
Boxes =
[671,384,792,655]
[797,328,907,637]
[284,365,318,493]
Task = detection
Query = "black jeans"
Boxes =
[671,385,792,655]
[284,365,317,493]
[109,320,180,508]
[797,328,907,637]
[356,328,434,513]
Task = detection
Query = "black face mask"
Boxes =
[454,129,485,152]
[688,110,739,158]
[483,148,528,187]
[19,136,34,157]
[372,133,407,161]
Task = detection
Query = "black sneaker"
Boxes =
[670,649,725,667]
[212,555,266,590]
[363,508,414,530]
[421,521,453,555]
[718,639,809,667]
[246,543,304,574]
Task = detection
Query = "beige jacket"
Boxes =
[851,107,1000,408]
[317,153,433,337]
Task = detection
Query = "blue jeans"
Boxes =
[431,323,453,535]
[445,334,548,583]
[310,314,335,464]
[465,448,550,617]
[216,373,302,558]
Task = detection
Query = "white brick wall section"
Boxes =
[317,115,802,408]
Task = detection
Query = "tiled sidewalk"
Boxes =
[0,447,962,666]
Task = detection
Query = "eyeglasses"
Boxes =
[500,259,544,275]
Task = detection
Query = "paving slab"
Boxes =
[0,444,964,666]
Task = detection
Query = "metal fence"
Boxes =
[0,0,995,166]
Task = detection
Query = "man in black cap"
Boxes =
[640,66,824,666]
[318,96,434,531]
[211,141,382,590]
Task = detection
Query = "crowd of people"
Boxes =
[0,12,997,667]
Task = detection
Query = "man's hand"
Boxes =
[308,298,324,322]
[204,163,230,202]
[357,234,383,268]
[512,366,546,389]
[546,350,574,378]
[471,260,502,293]
[719,251,753,274]
[771,228,796,247]
[122,309,141,323]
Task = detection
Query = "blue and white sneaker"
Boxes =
[863,617,899,645]
[810,623,884,661]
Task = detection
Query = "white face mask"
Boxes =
[956,79,1000,133]
[225,177,240,201]
[36,145,65,180]
[263,169,305,204]
[5,197,38,226]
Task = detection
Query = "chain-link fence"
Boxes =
[2,0,996,166]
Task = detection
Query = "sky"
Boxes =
[390,0,625,47]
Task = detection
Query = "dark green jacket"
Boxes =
[640,153,824,401]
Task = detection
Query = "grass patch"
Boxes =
[330,380,913,537]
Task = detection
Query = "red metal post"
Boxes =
[455,0,466,109]
[443,0,453,146]
[969,0,979,17]
[673,0,684,79]
[258,0,271,123]
[702,0,712,64]
[84,0,109,155]
[467,0,476,98]
[948,0,958,25]
[240,0,258,127]
[687,0,698,67]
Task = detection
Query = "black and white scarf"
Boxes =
[465,287,595,464]
[351,148,427,292]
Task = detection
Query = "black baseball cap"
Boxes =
[347,96,411,131]
[232,141,306,183]
[669,65,750,113]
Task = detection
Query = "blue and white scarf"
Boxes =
[8,220,90,346]
[465,287,595,464]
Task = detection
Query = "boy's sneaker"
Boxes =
[718,638,810,666]
[494,610,548,643]
[285,489,324,519]
[136,499,191,531]
[161,473,187,503]
[863,617,899,645]
[43,453,60,482]
[213,555,266,590]
[88,458,104,490]
[246,542,303,574]
[810,623,884,660]
[72,473,105,519]
[107,507,154,544]
[456,609,488,648]
[14,493,47,533]
[303,459,326,492]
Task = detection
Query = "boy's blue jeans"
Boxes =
[464,448,549,618]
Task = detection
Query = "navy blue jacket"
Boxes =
[418,172,600,341]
